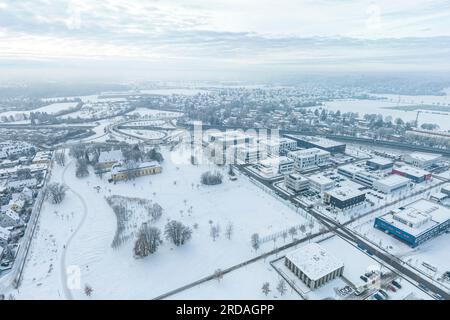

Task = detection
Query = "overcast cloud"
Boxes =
[0,0,449,81]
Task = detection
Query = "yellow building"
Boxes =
[110,161,162,182]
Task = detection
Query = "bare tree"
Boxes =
[210,224,220,241]
[84,284,93,297]
[225,223,233,240]
[251,233,260,252]
[46,183,67,204]
[288,227,297,240]
[164,220,192,246]
[69,144,86,161]
[134,223,162,258]
[75,159,89,178]
[214,268,224,282]
[147,202,163,222]
[201,171,223,185]
[55,151,66,166]
[276,279,287,296]
[262,282,271,296]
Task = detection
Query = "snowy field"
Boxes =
[319,98,450,130]
[0,102,79,122]
[11,143,311,299]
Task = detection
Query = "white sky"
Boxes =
[0,0,449,81]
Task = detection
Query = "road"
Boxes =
[59,160,89,300]
[235,164,449,299]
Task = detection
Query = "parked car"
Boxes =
[391,280,402,289]
[379,289,389,299]
[373,293,384,300]
[360,275,368,282]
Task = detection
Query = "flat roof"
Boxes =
[288,147,330,157]
[307,173,334,186]
[286,243,344,281]
[326,187,365,201]
[375,174,410,187]
[367,157,394,166]
[378,199,450,237]
[393,165,431,178]
[407,152,442,162]
[285,134,345,148]
[338,164,363,175]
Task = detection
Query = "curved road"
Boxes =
[60,160,89,300]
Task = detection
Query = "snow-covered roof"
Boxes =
[326,187,365,201]
[286,243,344,281]
[307,173,334,186]
[407,152,442,162]
[375,175,410,187]
[98,150,123,163]
[379,199,450,237]
[0,226,10,241]
[285,134,345,148]
[393,165,431,178]
[367,157,394,166]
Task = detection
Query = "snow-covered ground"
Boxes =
[119,129,166,140]
[11,143,312,299]
[0,102,79,122]
[126,108,183,118]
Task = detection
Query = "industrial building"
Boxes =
[285,243,344,290]
[287,148,330,172]
[284,134,346,154]
[372,175,411,194]
[404,152,442,169]
[324,187,366,210]
[366,158,394,171]
[392,165,432,183]
[374,199,450,247]
[285,173,309,193]
[307,173,335,193]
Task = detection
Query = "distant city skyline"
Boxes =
[1,0,450,81]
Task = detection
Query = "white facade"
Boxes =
[404,152,442,169]
[278,157,295,174]
[373,175,410,193]
[307,173,335,193]
[287,148,330,172]
[262,137,297,156]
[285,173,309,192]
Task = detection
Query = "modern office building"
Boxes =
[307,173,335,193]
[285,173,309,193]
[285,243,344,290]
[323,187,366,210]
[337,164,382,187]
[237,145,267,163]
[262,137,297,156]
[284,134,346,154]
[374,199,450,247]
[287,148,330,172]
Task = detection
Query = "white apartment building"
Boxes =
[287,148,330,172]
[262,137,297,156]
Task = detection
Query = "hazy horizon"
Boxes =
[1,0,450,82]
